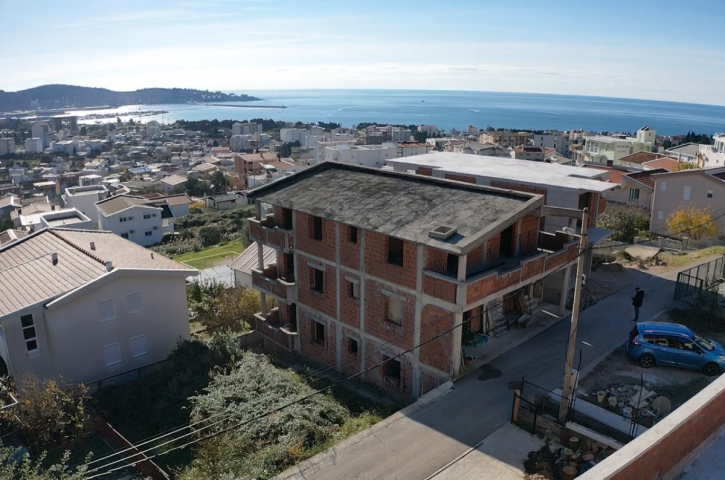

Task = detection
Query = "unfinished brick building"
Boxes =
[248,163,579,401]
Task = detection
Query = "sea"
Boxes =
[70,90,725,136]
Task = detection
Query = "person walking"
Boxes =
[632,287,644,322]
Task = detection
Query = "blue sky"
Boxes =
[2,0,725,105]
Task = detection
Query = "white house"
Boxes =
[62,185,110,227]
[580,127,656,165]
[396,142,430,158]
[160,175,188,193]
[418,125,439,136]
[697,133,725,168]
[321,142,397,168]
[232,122,262,136]
[0,228,196,384]
[533,133,570,156]
[205,194,239,210]
[25,138,44,154]
[95,195,171,246]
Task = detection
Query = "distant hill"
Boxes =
[0,85,261,111]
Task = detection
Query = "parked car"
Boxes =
[626,322,725,376]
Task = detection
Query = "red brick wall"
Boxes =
[425,248,448,274]
[444,173,476,184]
[521,255,546,281]
[339,273,360,329]
[487,234,501,264]
[340,224,360,270]
[465,306,483,332]
[364,279,414,350]
[340,326,361,377]
[419,304,454,373]
[520,215,539,235]
[297,253,337,318]
[299,309,337,366]
[467,272,500,303]
[490,180,547,201]
[606,384,725,480]
[420,368,450,396]
[423,274,457,303]
[545,243,577,272]
[364,338,414,400]
[417,167,433,176]
[296,211,336,263]
[467,244,485,272]
[364,231,417,290]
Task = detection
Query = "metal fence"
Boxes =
[512,380,643,445]
[674,256,725,306]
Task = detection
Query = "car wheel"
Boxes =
[703,363,719,377]
[639,354,655,369]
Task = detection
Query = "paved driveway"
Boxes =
[277,268,682,480]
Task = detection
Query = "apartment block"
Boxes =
[479,131,530,148]
[247,163,580,401]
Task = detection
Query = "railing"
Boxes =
[251,265,296,301]
[248,217,294,252]
[674,256,725,306]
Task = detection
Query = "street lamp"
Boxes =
[558,207,589,423]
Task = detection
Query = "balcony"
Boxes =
[251,264,296,301]
[248,216,294,252]
[254,308,297,350]
[422,231,579,305]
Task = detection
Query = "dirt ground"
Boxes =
[578,306,725,417]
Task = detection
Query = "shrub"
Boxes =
[199,226,222,247]
[597,204,650,243]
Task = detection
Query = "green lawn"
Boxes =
[173,243,245,270]
[662,246,725,268]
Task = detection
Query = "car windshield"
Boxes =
[695,335,715,351]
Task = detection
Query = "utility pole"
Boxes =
[558,207,589,423]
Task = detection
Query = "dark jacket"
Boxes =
[632,290,644,307]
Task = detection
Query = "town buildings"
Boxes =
[697,133,725,168]
[24,137,44,153]
[247,162,580,401]
[510,146,545,161]
[321,142,398,168]
[0,228,194,385]
[579,127,656,165]
[95,195,173,246]
[532,133,570,156]
[649,167,725,237]
[396,142,430,158]
[417,125,439,136]
[479,131,530,148]
[232,122,263,136]
[62,185,110,227]
[0,138,15,155]
[452,142,508,157]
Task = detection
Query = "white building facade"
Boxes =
[322,142,397,168]
[62,185,110,227]
[533,133,570,155]
[96,196,170,246]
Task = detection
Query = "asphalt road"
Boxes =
[278,268,681,480]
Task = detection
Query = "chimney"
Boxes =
[90,241,96,250]
[51,252,58,266]
[105,260,113,272]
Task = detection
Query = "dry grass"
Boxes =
[661,246,725,268]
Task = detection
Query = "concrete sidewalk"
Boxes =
[427,423,546,480]
[276,265,685,480]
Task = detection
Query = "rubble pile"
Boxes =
[590,382,671,425]
[524,436,617,480]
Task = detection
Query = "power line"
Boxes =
[81,206,725,474]
[81,244,593,476]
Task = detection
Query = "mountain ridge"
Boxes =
[0,84,260,111]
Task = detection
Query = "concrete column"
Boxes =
[412,245,424,398]
[358,229,367,382]
[559,264,572,315]
[452,311,464,377]
[335,222,342,371]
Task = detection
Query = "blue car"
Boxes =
[626,322,725,376]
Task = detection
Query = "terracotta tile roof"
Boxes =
[229,242,275,273]
[624,168,670,189]
[240,152,278,163]
[0,228,188,317]
[618,152,665,165]
[642,157,680,172]
[95,195,156,216]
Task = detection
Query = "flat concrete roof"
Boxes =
[386,153,615,192]
[248,162,542,254]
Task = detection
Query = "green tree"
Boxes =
[596,204,650,243]
[0,448,88,480]
[210,171,229,194]
[79,126,87,136]
[190,284,272,333]
[2,376,91,452]
[198,226,222,246]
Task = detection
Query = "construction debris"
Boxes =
[524,437,616,480]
